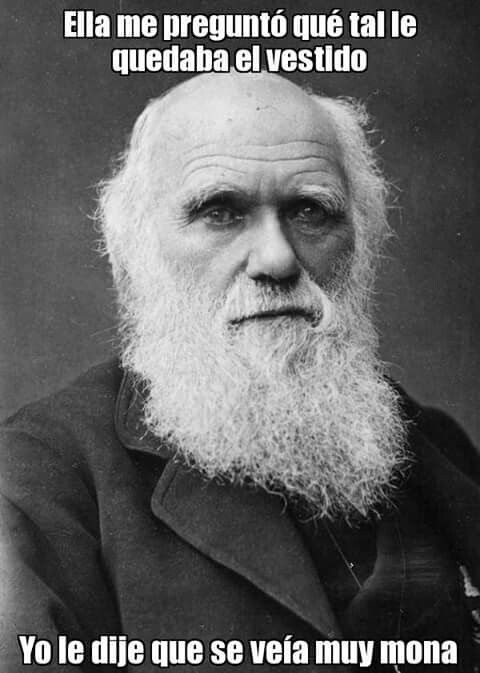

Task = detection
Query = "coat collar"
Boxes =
[113,366,480,637]
[114,368,343,639]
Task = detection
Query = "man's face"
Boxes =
[149,75,354,304]
[113,75,406,519]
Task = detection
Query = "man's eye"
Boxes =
[286,201,329,228]
[202,206,243,228]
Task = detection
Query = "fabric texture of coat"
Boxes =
[1,360,479,671]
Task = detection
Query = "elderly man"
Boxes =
[1,73,479,671]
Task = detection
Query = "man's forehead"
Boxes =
[149,74,341,179]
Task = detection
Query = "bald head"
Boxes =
[154,72,338,146]
[123,72,354,295]
[100,73,390,298]
[138,73,343,202]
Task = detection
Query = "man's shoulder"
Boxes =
[0,358,125,476]
[3,358,122,427]
[395,384,480,482]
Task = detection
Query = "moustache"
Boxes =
[219,272,335,328]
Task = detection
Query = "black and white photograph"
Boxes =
[1,2,479,671]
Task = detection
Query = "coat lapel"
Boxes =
[115,370,342,639]
[151,458,342,639]
[409,421,480,587]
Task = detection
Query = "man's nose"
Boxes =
[245,209,300,282]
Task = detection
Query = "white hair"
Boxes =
[95,76,407,520]
[98,79,390,307]
[311,95,390,292]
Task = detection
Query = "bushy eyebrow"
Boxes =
[290,185,348,215]
[177,183,348,218]
[179,185,250,216]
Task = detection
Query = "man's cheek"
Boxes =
[299,229,354,287]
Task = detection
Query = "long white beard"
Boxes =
[120,259,408,521]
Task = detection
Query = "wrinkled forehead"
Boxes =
[145,74,342,187]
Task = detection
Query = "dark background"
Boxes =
[1,0,479,444]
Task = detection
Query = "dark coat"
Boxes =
[1,360,479,672]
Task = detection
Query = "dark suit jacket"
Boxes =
[1,360,479,671]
